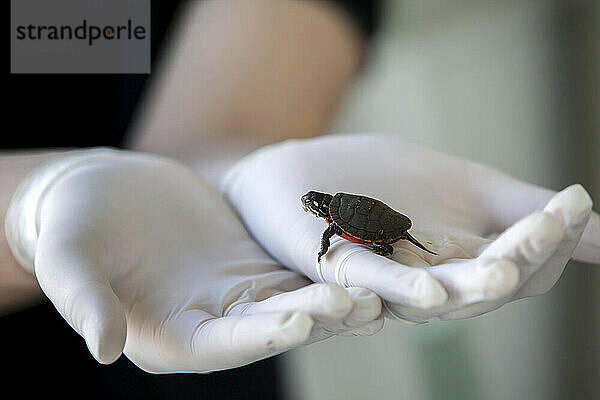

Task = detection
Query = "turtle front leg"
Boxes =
[372,242,393,257]
[318,225,336,263]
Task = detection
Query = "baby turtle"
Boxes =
[301,191,437,262]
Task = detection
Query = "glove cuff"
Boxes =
[4,148,123,275]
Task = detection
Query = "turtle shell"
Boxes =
[328,192,412,243]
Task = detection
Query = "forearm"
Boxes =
[0,151,67,314]
[128,0,364,182]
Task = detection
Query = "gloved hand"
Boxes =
[4,149,382,372]
[222,133,599,323]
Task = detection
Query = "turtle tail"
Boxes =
[403,232,438,256]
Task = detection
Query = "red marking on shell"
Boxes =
[338,232,369,244]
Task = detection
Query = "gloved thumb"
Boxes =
[35,231,127,364]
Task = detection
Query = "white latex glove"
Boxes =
[4,149,382,372]
[222,133,599,323]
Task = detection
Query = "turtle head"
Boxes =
[301,191,331,219]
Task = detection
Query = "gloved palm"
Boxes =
[222,133,599,323]
[5,150,382,372]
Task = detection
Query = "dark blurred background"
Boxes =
[4,1,286,398]
[5,0,181,149]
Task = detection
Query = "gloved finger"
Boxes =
[573,212,600,264]
[389,193,586,322]
[342,286,382,328]
[35,232,127,365]
[305,286,384,342]
[475,170,599,264]
[425,259,520,306]
[478,211,564,285]
[383,258,519,324]
[227,283,353,322]
[165,310,313,373]
[227,284,381,343]
[339,314,385,337]
[320,240,448,309]
[402,211,564,321]
[516,184,593,298]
